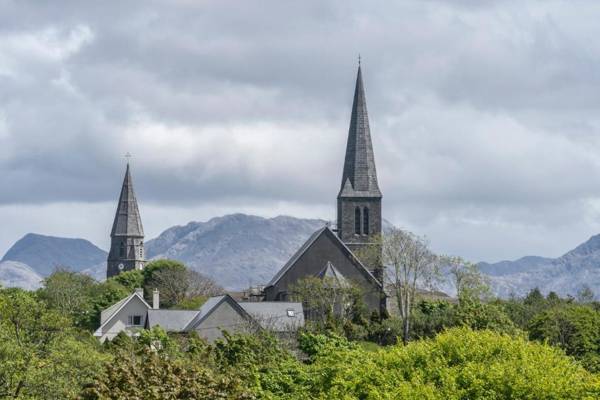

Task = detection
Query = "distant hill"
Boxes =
[480,234,600,298]
[0,260,43,290]
[146,214,326,289]
[4,215,600,298]
[1,233,107,276]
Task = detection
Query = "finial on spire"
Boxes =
[124,152,132,164]
[358,53,361,66]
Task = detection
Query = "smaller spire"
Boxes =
[110,163,144,237]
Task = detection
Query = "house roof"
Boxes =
[338,64,381,199]
[183,294,252,332]
[266,226,382,289]
[146,310,198,332]
[240,302,304,332]
[110,163,144,237]
[94,291,151,337]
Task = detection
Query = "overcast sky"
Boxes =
[2,0,600,262]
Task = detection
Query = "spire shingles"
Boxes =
[339,65,381,198]
[110,163,144,238]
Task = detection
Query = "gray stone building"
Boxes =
[107,163,146,278]
[264,64,386,313]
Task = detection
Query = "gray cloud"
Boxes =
[1,0,600,262]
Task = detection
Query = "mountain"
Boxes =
[1,233,107,276]
[480,234,600,298]
[0,260,43,290]
[146,214,326,289]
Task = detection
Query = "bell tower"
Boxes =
[337,63,383,281]
[107,163,145,278]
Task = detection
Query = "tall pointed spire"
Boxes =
[111,163,144,237]
[107,163,145,278]
[339,64,381,198]
[336,62,383,282]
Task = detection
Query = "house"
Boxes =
[94,288,157,343]
[97,291,304,343]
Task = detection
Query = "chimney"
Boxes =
[152,289,159,310]
[135,288,143,297]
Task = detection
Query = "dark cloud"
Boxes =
[1,0,600,261]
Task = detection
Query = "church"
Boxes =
[264,64,386,313]
[104,62,387,317]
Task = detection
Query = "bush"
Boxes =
[529,304,600,372]
[261,327,600,399]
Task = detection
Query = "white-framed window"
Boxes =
[128,315,143,326]
[286,309,295,318]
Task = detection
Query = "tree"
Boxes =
[529,304,600,372]
[577,285,596,303]
[445,256,490,299]
[290,276,364,331]
[0,288,107,398]
[109,269,144,291]
[382,228,440,344]
[144,259,222,308]
[38,269,96,325]
[39,269,130,331]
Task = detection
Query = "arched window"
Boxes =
[354,207,361,234]
[363,207,369,235]
[119,242,125,257]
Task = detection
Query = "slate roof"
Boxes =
[339,65,381,198]
[240,302,305,332]
[110,163,144,237]
[183,294,252,331]
[315,261,350,288]
[146,310,198,332]
[266,226,382,289]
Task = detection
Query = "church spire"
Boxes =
[336,62,383,281]
[107,162,145,278]
[110,163,144,237]
[338,64,381,198]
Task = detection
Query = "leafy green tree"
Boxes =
[143,259,222,308]
[81,347,253,400]
[290,276,364,332]
[529,304,600,372]
[38,269,96,326]
[0,288,107,399]
[260,327,600,399]
[454,295,517,334]
[109,269,144,291]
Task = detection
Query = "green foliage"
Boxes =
[174,294,207,310]
[38,270,130,330]
[0,288,108,399]
[81,347,253,400]
[109,269,144,291]
[529,304,600,372]
[261,327,600,399]
[410,300,455,340]
[142,259,186,282]
[454,295,517,334]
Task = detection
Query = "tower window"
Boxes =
[363,207,369,235]
[139,247,143,259]
[354,207,361,234]
[119,242,125,257]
